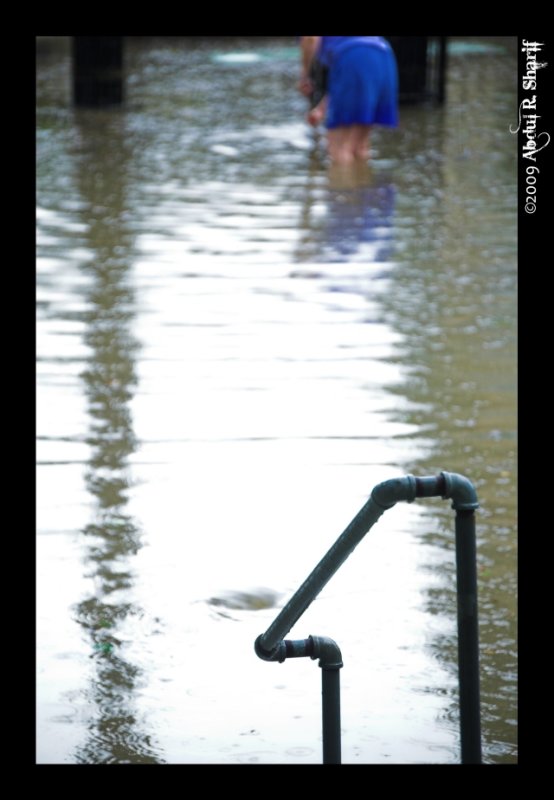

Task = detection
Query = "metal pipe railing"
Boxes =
[255,471,482,764]
[254,634,343,764]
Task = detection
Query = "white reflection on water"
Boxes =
[36,170,455,762]
[37,159,456,762]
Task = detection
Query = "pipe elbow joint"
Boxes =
[371,475,417,510]
[309,635,343,670]
[254,634,286,663]
[441,471,479,512]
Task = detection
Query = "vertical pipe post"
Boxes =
[455,509,482,764]
[312,636,343,765]
[321,668,341,764]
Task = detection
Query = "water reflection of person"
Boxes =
[324,166,396,267]
[293,146,396,266]
[299,37,399,165]
[295,159,396,268]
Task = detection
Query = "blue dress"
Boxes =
[317,37,399,129]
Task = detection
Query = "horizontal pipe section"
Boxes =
[285,637,314,660]
[414,474,446,498]
[254,634,343,668]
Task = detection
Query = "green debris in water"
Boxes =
[94,642,114,654]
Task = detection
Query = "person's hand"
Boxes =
[307,104,325,127]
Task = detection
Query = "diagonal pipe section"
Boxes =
[258,471,474,656]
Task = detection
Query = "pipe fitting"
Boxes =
[254,634,286,663]
[284,638,315,659]
[371,475,417,510]
[309,635,343,670]
[441,471,479,512]
[414,474,446,498]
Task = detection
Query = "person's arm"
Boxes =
[298,36,321,96]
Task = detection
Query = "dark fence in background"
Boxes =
[387,36,448,104]
[72,37,124,107]
[69,37,448,108]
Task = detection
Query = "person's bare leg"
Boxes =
[328,125,372,164]
[328,127,355,165]
[352,124,372,161]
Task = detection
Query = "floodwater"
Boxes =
[36,36,517,764]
